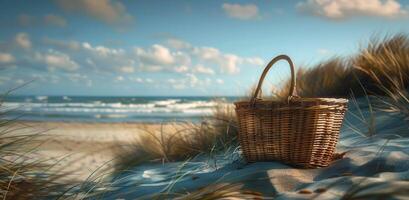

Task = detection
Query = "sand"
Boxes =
[5,121,176,181]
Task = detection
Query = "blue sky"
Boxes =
[1,0,409,96]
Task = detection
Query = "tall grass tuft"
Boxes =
[353,34,409,120]
[0,95,71,199]
[278,57,357,98]
[113,99,238,171]
[277,34,409,101]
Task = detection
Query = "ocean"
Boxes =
[1,96,238,122]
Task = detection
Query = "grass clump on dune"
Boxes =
[279,34,409,100]
[114,99,238,171]
[0,93,72,199]
[278,57,355,98]
[353,34,409,120]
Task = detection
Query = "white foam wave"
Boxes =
[36,96,48,101]
[2,99,230,116]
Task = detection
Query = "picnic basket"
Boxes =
[234,55,348,168]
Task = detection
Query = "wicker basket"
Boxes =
[234,55,348,168]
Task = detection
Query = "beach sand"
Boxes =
[6,121,173,181]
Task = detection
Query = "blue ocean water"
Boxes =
[1,96,238,122]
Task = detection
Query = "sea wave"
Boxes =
[2,97,233,122]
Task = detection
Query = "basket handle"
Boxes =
[251,54,296,105]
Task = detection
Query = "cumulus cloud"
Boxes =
[317,48,331,55]
[115,75,124,82]
[193,47,259,74]
[133,44,195,73]
[222,3,259,20]
[118,65,135,73]
[174,65,189,73]
[83,42,125,56]
[297,0,408,20]
[193,65,215,75]
[35,50,79,71]
[15,32,31,49]
[216,79,224,85]
[44,14,67,27]
[167,73,205,90]
[244,57,264,66]
[4,33,263,88]
[129,77,144,83]
[55,0,133,25]
[134,44,175,66]
[81,42,134,73]
[0,53,15,64]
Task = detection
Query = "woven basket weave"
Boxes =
[234,55,348,168]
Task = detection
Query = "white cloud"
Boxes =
[317,48,331,55]
[44,14,67,27]
[115,76,124,82]
[244,57,264,66]
[194,47,220,60]
[83,42,124,56]
[193,46,262,74]
[130,77,144,83]
[35,51,79,71]
[222,3,259,20]
[0,53,15,63]
[167,73,213,90]
[222,54,241,74]
[15,32,31,49]
[174,65,189,73]
[193,47,239,74]
[194,65,215,75]
[133,42,258,75]
[118,65,135,73]
[297,0,408,20]
[135,44,174,65]
[186,73,199,86]
[216,79,224,85]
[145,78,154,83]
[55,0,133,24]
[5,34,264,88]
[133,45,193,73]
[80,42,135,73]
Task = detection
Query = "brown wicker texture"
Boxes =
[234,55,348,168]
